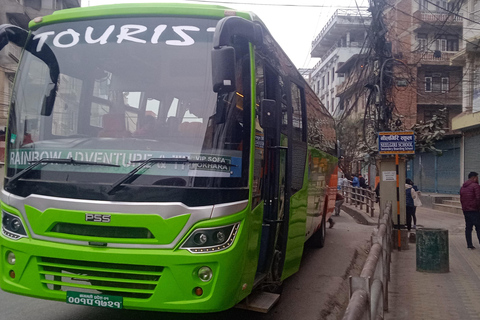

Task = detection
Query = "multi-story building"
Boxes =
[310,8,372,117]
[385,0,464,193]
[451,0,480,183]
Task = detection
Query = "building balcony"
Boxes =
[417,92,462,106]
[411,51,459,65]
[311,46,364,78]
[413,10,463,29]
[311,8,371,58]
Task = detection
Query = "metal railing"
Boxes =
[420,11,463,22]
[342,186,376,217]
[343,201,393,320]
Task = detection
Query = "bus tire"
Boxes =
[312,217,326,248]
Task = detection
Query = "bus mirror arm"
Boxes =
[0,24,28,52]
[212,16,263,49]
[26,35,60,116]
[0,24,58,116]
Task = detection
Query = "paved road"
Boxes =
[0,212,373,320]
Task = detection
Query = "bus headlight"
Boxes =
[180,223,240,253]
[2,211,27,240]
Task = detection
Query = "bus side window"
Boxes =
[291,83,306,142]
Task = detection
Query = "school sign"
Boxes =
[378,131,415,154]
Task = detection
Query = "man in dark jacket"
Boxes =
[460,171,480,249]
[359,174,367,188]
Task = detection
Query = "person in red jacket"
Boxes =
[460,171,480,249]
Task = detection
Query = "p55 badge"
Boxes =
[85,213,111,223]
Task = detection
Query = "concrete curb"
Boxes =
[341,204,378,226]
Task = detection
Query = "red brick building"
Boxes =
[384,0,463,130]
[383,0,464,193]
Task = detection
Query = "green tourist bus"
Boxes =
[0,3,338,313]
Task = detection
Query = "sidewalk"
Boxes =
[343,202,480,320]
[386,206,480,320]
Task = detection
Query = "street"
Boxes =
[0,212,373,320]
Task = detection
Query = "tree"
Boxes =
[411,107,447,155]
[335,117,364,176]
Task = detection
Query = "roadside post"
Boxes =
[378,131,415,251]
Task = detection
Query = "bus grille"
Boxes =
[50,223,154,239]
[38,257,163,299]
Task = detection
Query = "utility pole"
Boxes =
[368,0,393,132]
[368,0,408,250]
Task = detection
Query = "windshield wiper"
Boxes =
[5,157,120,190]
[107,157,237,195]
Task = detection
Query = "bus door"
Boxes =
[256,69,290,284]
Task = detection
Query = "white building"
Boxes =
[310,8,371,116]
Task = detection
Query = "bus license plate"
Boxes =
[66,291,123,309]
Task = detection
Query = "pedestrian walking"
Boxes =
[334,192,344,216]
[405,179,418,232]
[459,171,480,249]
[328,217,335,228]
[351,174,359,187]
[359,174,367,188]
[358,174,367,202]
[406,178,421,228]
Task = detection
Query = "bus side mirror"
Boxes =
[211,16,263,93]
[212,46,236,93]
[259,99,278,130]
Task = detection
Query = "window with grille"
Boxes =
[436,0,447,10]
[417,33,428,51]
[436,39,447,52]
[441,77,449,93]
[425,77,432,92]
[420,0,428,9]
[425,74,449,93]
[446,36,459,51]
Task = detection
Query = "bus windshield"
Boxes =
[6,16,250,204]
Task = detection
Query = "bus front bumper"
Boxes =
[0,237,247,313]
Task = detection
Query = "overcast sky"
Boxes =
[82,0,368,68]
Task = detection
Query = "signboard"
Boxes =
[378,131,415,154]
[382,171,397,181]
